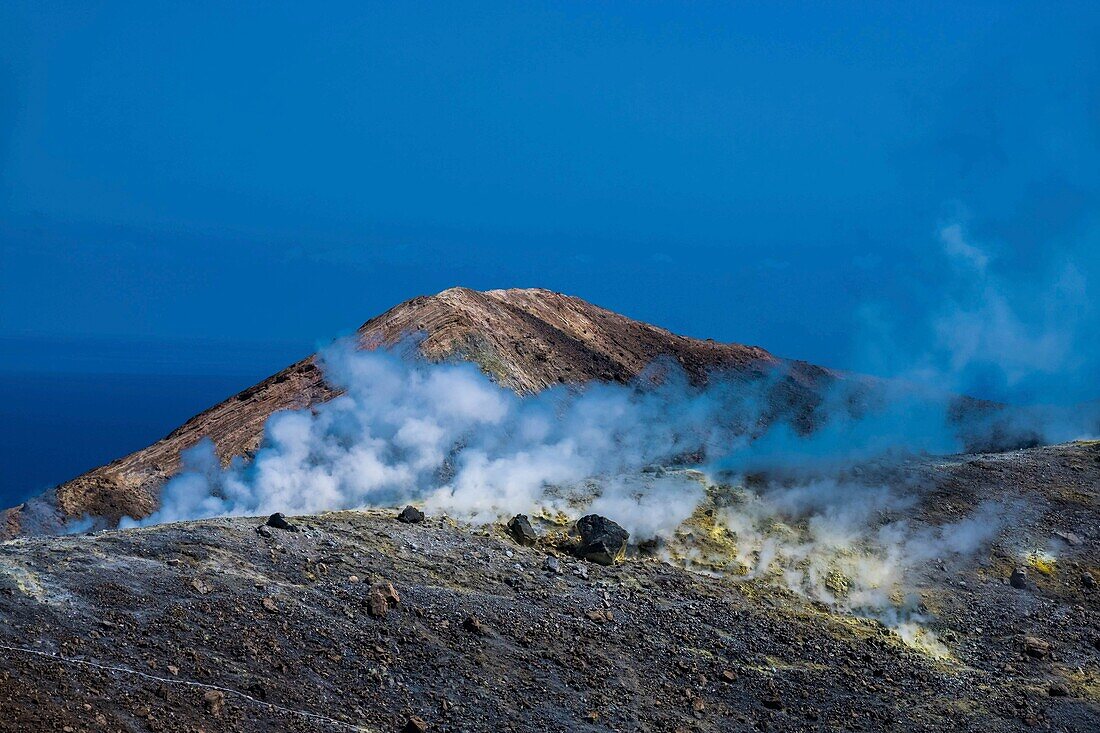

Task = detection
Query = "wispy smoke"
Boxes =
[859,220,1097,409]
[128,340,985,531]
[109,216,1095,648]
[116,338,1028,647]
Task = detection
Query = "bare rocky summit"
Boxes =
[1,287,838,537]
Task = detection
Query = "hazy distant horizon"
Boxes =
[0,335,308,507]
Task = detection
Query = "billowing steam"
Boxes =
[113,340,1027,651]
[127,341,991,531]
[110,217,1095,649]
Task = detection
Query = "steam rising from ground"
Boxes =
[111,218,1095,646]
[133,342,984,530]
[119,341,1030,648]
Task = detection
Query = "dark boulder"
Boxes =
[397,506,425,524]
[265,513,298,532]
[507,514,538,546]
[1009,568,1028,589]
[574,514,628,566]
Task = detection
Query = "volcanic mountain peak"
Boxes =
[356,286,789,392]
[1,287,831,537]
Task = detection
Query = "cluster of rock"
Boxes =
[504,511,631,566]
[389,505,632,566]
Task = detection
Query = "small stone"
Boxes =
[203,690,225,717]
[507,514,538,547]
[1022,636,1051,659]
[348,575,360,583]
[261,597,279,614]
[1053,530,1081,546]
[167,665,179,676]
[1048,682,1070,697]
[462,615,485,635]
[265,513,298,532]
[585,609,611,623]
[720,669,737,683]
[254,525,272,538]
[190,578,212,595]
[397,506,425,524]
[402,716,428,733]
[372,581,400,606]
[367,589,389,618]
[1009,568,1028,589]
[1082,571,1095,589]
[543,556,562,574]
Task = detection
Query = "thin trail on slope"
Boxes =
[0,642,372,732]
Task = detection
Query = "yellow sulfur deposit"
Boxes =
[1025,550,1056,576]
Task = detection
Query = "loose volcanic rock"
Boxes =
[1023,636,1051,659]
[1053,530,1081,546]
[265,513,298,532]
[506,514,538,547]
[1048,683,1070,697]
[203,690,225,717]
[1,441,1097,733]
[397,506,425,524]
[574,514,629,566]
[373,581,400,606]
[1009,568,1028,589]
[367,589,389,618]
[402,716,429,733]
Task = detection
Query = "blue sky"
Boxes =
[2,2,1098,402]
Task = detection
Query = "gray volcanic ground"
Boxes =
[1,442,1097,732]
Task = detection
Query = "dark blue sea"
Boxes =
[0,336,310,509]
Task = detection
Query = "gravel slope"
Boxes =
[1,442,1096,732]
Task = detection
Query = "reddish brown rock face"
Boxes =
[0,287,839,536]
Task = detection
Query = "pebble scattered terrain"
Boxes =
[1,442,1097,732]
